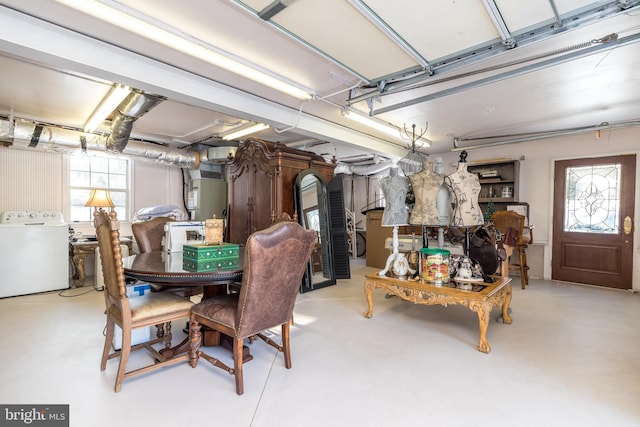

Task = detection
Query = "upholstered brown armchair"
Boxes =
[95,209,192,392]
[188,221,317,395]
[132,216,202,298]
[131,216,174,253]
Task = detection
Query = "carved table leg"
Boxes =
[364,280,374,318]
[71,253,88,287]
[501,285,513,324]
[189,318,201,368]
[476,301,491,353]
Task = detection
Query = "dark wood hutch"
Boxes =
[227,138,335,244]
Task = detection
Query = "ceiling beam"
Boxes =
[373,31,640,115]
[0,5,408,158]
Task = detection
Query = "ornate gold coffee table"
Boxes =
[364,273,512,353]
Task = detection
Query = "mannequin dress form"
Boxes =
[445,151,483,254]
[409,161,442,227]
[445,151,484,227]
[378,166,413,277]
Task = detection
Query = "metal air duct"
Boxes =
[106,91,165,152]
[334,160,393,175]
[0,118,200,169]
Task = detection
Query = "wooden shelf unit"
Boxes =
[467,159,520,212]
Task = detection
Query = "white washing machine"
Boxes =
[0,210,69,298]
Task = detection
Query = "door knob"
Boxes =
[624,216,632,234]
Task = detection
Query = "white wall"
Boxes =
[1,148,186,240]
[3,126,639,289]
[434,126,640,289]
[0,147,188,284]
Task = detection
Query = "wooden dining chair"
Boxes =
[188,221,317,395]
[95,209,193,392]
[490,210,534,289]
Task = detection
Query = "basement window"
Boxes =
[68,154,129,222]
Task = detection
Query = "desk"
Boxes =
[122,251,247,358]
[70,239,133,287]
[364,274,512,353]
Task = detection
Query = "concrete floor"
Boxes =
[1,260,639,427]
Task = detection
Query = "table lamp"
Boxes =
[85,189,115,212]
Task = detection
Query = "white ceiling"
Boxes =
[0,0,639,167]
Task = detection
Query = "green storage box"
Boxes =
[182,243,240,272]
[182,256,240,272]
[182,243,240,261]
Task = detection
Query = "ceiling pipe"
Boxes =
[451,119,640,151]
[106,91,165,152]
[334,159,394,176]
[0,118,200,168]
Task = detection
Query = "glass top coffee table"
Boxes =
[363,273,512,353]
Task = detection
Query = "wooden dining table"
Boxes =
[122,250,250,360]
[122,250,244,298]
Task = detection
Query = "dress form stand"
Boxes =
[379,225,415,277]
[464,228,471,256]
[422,225,429,248]
[434,156,452,248]
[445,150,483,256]
[378,165,413,277]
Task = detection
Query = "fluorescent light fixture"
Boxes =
[344,110,403,140]
[84,84,131,132]
[344,110,431,147]
[222,123,270,141]
[55,0,314,100]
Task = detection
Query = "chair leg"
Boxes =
[155,323,165,338]
[189,317,202,368]
[282,322,292,369]
[519,247,529,289]
[233,337,244,395]
[101,319,115,371]
[114,325,132,393]
[164,321,172,349]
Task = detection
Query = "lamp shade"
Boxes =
[85,189,115,208]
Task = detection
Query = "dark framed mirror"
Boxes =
[295,169,336,292]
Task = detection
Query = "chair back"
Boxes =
[94,209,128,310]
[235,221,316,338]
[132,217,175,253]
[490,211,526,246]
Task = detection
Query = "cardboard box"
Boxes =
[113,283,152,349]
[113,325,152,350]
[126,283,151,297]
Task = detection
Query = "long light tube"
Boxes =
[84,84,131,132]
[343,110,402,140]
[344,110,431,147]
[54,0,314,100]
[221,123,270,141]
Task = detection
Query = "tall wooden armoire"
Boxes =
[227,138,335,244]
